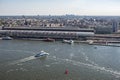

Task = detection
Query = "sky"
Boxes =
[0,0,120,16]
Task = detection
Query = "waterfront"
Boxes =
[0,40,120,80]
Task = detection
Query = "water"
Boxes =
[0,40,120,80]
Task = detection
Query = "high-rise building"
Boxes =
[112,20,118,32]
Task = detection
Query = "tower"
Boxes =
[112,20,118,33]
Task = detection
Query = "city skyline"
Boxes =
[0,0,120,16]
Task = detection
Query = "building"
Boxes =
[112,21,119,33]
[94,26,113,34]
[0,30,94,39]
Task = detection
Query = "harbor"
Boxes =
[0,16,120,80]
[0,40,120,80]
[1,0,120,79]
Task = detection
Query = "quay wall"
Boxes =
[0,30,94,39]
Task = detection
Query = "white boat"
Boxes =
[34,51,49,58]
[1,36,13,40]
[63,40,74,44]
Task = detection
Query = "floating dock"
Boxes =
[89,43,120,47]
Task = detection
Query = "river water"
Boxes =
[0,40,120,80]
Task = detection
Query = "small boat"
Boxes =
[63,40,74,44]
[1,36,13,40]
[35,51,49,58]
[42,38,55,42]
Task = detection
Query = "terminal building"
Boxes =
[0,27,94,39]
[0,30,94,39]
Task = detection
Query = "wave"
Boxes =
[48,56,120,78]
[9,56,35,65]
[81,52,98,66]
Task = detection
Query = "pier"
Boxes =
[89,43,120,47]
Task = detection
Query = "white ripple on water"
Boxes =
[78,49,98,66]
[7,67,28,73]
[69,53,74,59]
[6,69,14,73]
[67,59,120,77]
[80,52,120,78]
[45,65,50,67]
[81,52,98,66]
[48,56,120,78]
[9,56,36,65]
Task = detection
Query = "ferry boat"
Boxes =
[34,51,49,58]
[1,36,13,40]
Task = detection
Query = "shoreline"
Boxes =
[0,27,120,47]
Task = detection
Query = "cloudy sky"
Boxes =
[0,0,120,15]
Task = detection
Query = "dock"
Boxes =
[89,43,120,47]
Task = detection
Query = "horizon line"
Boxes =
[0,14,120,17]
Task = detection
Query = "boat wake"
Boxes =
[48,56,120,78]
[9,56,36,65]
[69,53,74,59]
[0,49,37,65]
[81,52,98,66]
